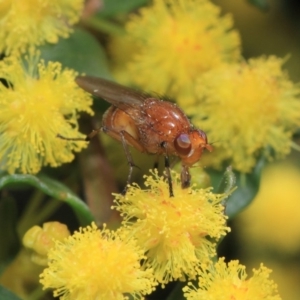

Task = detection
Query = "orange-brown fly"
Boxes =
[58,76,213,197]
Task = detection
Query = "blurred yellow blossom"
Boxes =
[114,170,230,285]
[183,258,281,300]
[237,162,300,254]
[192,56,300,173]
[0,0,84,54]
[109,0,241,106]
[40,223,156,300]
[0,53,93,174]
[23,222,70,266]
[0,0,12,19]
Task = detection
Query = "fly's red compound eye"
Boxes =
[174,133,191,155]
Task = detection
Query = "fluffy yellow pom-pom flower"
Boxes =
[114,170,230,285]
[0,0,84,54]
[109,0,241,107]
[0,53,93,174]
[192,56,300,173]
[40,223,156,300]
[183,258,281,300]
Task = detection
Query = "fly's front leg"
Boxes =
[161,142,174,197]
[181,165,191,189]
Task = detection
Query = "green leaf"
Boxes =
[208,157,265,218]
[248,0,269,11]
[0,174,95,226]
[99,0,148,17]
[0,285,22,300]
[39,28,113,79]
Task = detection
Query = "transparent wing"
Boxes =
[76,76,148,110]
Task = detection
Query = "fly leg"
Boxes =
[181,165,191,189]
[58,125,145,195]
[57,128,102,141]
[102,127,145,195]
[119,131,138,195]
[161,142,174,197]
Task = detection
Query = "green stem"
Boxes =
[17,190,44,238]
[217,166,236,195]
[30,198,63,226]
[83,16,126,35]
[17,196,62,238]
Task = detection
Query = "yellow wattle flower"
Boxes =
[192,56,300,173]
[40,223,156,300]
[183,258,281,300]
[109,0,241,107]
[0,54,93,174]
[0,0,84,54]
[114,170,230,285]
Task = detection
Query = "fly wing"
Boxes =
[76,76,147,110]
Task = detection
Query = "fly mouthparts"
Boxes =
[205,144,213,152]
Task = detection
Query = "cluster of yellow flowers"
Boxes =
[25,172,280,300]
[0,0,289,299]
[110,0,300,173]
[0,0,92,175]
[2,0,297,175]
